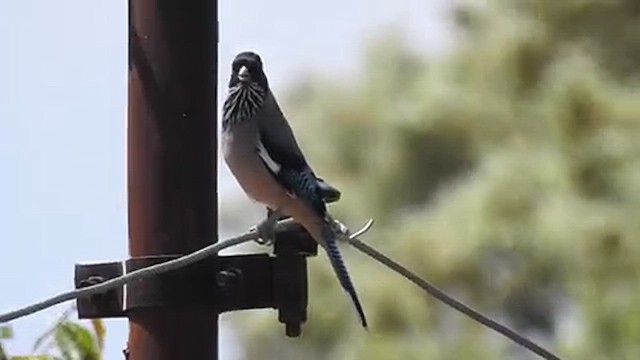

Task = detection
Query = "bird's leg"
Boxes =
[325,215,350,242]
[267,207,289,221]
[252,208,282,245]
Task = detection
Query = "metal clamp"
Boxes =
[74,221,318,337]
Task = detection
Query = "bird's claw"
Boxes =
[251,209,282,246]
[329,219,351,243]
[254,220,276,245]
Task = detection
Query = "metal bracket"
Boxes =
[74,221,318,337]
[74,261,124,318]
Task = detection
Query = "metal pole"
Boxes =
[127,0,218,359]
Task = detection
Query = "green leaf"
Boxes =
[33,307,75,354]
[53,322,100,360]
[0,327,12,340]
[89,320,105,354]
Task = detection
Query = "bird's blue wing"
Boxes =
[257,131,326,215]
[279,167,326,215]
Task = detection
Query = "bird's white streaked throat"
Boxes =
[222,82,266,129]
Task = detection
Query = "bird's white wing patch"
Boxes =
[256,140,281,174]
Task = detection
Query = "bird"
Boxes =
[221,51,368,328]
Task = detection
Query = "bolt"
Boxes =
[216,268,240,288]
[79,275,105,287]
[285,322,301,337]
[79,275,107,304]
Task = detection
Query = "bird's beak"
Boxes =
[238,66,250,82]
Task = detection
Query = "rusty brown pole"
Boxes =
[127,0,218,359]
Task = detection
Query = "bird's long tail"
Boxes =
[321,218,368,329]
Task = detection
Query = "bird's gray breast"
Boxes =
[221,118,291,208]
[221,120,258,164]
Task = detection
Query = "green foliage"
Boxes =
[230,0,640,359]
[51,322,100,360]
[2,308,103,360]
[1,325,12,360]
[0,327,13,339]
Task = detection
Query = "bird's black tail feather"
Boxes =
[322,223,368,329]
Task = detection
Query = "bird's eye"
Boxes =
[248,64,259,74]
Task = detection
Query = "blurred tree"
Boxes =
[231,1,640,359]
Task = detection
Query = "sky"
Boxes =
[0,0,452,359]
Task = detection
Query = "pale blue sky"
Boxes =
[0,1,451,358]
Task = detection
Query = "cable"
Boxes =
[0,231,259,324]
[1,217,563,360]
[346,231,561,360]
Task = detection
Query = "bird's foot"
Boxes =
[255,219,276,245]
[326,217,351,243]
[251,209,282,245]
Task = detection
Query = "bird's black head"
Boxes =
[228,51,268,90]
[222,51,269,128]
